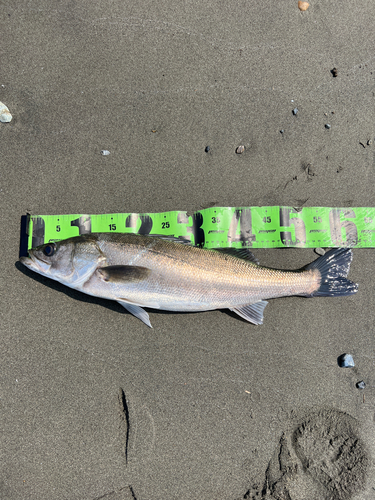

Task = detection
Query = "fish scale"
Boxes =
[97,235,314,306]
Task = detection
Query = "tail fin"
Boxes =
[305,248,358,297]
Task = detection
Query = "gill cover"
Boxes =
[23,235,106,287]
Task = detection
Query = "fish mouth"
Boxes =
[20,255,37,269]
[20,254,51,276]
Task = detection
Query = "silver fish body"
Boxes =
[20,233,358,327]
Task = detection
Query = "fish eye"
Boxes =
[43,244,55,257]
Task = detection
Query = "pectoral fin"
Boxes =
[117,300,153,328]
[97,265,151,283]
[230,300,268,325]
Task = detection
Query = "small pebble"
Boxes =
[325,124,331,129]
[356,381,366,390]
[298,1,310,11]
[331,68,338,77]
[292,108,298,115]
[0,101,12,123]
[314,247,325,256]
[307,164,317,177]
[280,129,284,134]
[367,139,372,146]
[236,145,245,154]
[338,353,355,368]
[100,150,110,156]
[205,146,210,153]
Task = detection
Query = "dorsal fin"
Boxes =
[214,247,259,264]
[142,234,192,244]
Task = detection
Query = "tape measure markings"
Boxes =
[21,207,375,254]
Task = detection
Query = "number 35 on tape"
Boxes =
[19,206,375,256]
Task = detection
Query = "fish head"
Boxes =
[20,235,106,288]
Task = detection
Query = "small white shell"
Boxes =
[0,101,12,123]
[100,150,110,156]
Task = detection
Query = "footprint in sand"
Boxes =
[242,409,369,500]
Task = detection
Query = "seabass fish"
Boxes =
[20,233,358,327]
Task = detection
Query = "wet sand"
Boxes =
[1,1,375,498]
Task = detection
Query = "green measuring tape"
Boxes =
[19,207,375,256]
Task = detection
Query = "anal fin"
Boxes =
[230,300,268,325]
[117,300,153,328]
